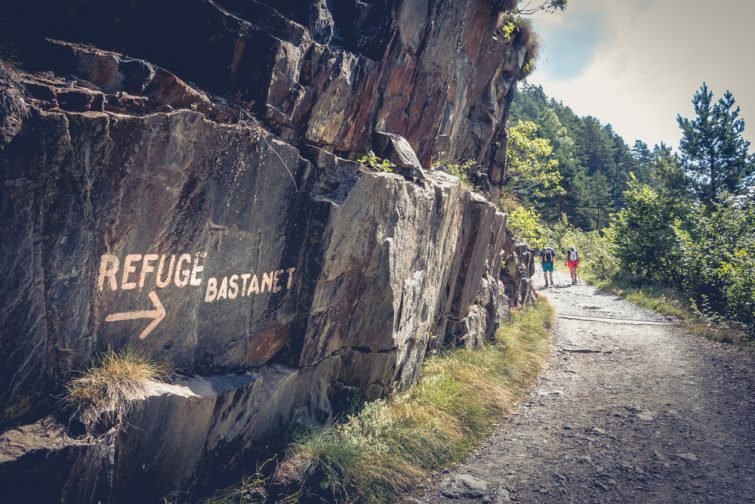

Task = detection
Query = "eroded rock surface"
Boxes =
[0,0,535,500]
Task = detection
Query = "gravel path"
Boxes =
[420,280,755,504]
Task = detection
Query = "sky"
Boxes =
[528,0,755,149]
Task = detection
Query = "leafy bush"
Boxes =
[507,206,546,248]
[609,178,685,284]
[676,196,755,336]
[610,178,754,339]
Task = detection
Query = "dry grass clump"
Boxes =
[271,302,554,503]
[65,348,169,428]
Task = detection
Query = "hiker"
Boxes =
[566,246,580,285]
[539,244,557,287]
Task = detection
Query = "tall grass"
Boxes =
[269,302,554,503]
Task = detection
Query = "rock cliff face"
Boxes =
[0,0,535,500]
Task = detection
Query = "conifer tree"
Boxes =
[677,83,755,204]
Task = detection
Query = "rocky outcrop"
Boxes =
[0,0,536,500]
[501,233,537,306]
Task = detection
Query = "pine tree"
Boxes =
[588,171,612,229]
[631,140,653,183]
[649,143,689,203]
[677,83,755,204]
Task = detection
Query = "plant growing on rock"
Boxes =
[202,457,276,504]
[445,160,475,187]
[494,1,562,77]
[65,348,170,429]
[358,151,395,173]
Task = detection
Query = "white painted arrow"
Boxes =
[105,290,166,340]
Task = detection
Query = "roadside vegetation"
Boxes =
[508,197,752,344]
[506,82,754,343]
[204,302,554,503]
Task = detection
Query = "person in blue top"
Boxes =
[539,245,557,287]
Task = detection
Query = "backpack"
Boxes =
[542,248,554,262]
[568,249,579,261]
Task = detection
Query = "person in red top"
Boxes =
[566,246,580,285]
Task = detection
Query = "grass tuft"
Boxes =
[270,302,554,503]
[65,348,169,428]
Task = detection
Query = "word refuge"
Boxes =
[97,253,296,302]
[98,253,207,291]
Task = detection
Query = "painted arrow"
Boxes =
[105,290,166,340]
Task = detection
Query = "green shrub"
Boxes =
[445,160,475,187]
[677,196,755,337]
[609,178,685,284]
[609,177,754,339]
[507,206,546,248]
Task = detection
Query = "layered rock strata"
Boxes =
[0,0,535,500]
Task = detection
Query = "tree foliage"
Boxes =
[609,176,686,283]
[508,83,754,336]
[503,120,563,204]
[513,0,567,15]
[677,83,755,205]
[510,84,638,230]
[507,206,546,249]
[648,143,689,203]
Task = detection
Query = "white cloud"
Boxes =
[528,0,755,149]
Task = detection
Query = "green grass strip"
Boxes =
[267,302,555,503]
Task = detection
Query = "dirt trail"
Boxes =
[421,279,755,504]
